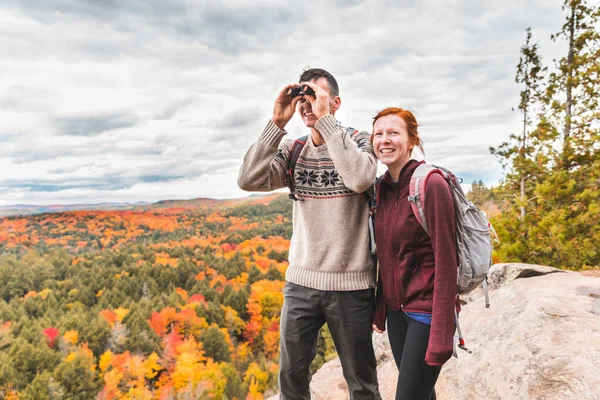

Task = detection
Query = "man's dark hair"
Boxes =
[299,68,339,97]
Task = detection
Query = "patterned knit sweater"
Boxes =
[238,114,377,291]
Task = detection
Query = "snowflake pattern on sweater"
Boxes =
[273,129,373,199]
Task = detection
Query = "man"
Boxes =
[238,68,380,400]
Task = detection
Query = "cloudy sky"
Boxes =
[0,0,578,206]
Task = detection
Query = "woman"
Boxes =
[371,107,458,400]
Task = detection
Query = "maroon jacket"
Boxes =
[372,159,458,366]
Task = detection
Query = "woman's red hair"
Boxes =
[371,107,424,155]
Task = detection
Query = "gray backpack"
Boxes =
[408,164,499,353]
[409,164,499,300]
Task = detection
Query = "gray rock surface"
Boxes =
[267,264,600,400]
[461,262,566,305]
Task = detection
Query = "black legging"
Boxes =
[387,307,442,400]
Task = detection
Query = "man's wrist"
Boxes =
[314,114,338,142]
[272,118,287,131]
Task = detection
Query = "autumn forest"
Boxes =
[0,195,333,399]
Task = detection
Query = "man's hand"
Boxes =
[272,84,303,130]
[300,81,331,120]
[372,324,383,334]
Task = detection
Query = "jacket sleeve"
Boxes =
[314,115,377,193]
[372,278,387,332]
[237,120,291,192]
[423,173,458,366]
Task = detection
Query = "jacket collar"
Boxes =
[381,159,423,188]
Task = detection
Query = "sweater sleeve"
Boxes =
[237,120,290,192]
[423,173,458,366]
[314,115,377,193]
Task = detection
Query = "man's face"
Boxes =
[297,77,339,128]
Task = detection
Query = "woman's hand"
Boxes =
[372,324,383,334]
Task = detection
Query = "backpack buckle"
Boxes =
[458,343,473,354]
[288,193,304,202]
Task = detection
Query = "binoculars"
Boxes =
[287,85,315,98]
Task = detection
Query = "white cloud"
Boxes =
[0,0,589,205]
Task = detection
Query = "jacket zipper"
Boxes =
[388,184,403,309]
[413,260,419,273]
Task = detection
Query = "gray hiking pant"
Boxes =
[279,282,381,400]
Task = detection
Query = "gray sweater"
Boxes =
[238,114,377,291]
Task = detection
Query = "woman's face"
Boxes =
[372,114,414,170]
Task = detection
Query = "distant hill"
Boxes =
[0,193,284,217]
[0,202,151,217]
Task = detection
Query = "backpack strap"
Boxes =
[370,175,385,292]
[454,307,472,355]
[343,126,359,149]
[286,135,309,201]
[407,164,446,236]
[370,176,384,215]
[368,175,384,257]
[482,277,490,309]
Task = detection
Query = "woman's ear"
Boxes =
[410,138,419,151]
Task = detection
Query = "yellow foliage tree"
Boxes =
[63,330,79,345]
[243,363,270,395]
[114,307,130,323]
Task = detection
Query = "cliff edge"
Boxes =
[268,263,600,400]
